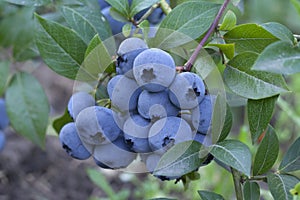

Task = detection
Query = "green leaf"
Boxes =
[0,7,38,61]
[208,43,235,59]
[243,181,260,200]
[252,41,300,75]
[253,125,279,175]
[130,0,159,16]
[153,141,205,178]
[154,1,220,48]
[6,72,49,148]
[267,173,299,200]
[291,0,300,16]
[105,0,130,17]
[261,22,295,44]
[247,95,278,143]
[219,10,236,31]
[224,23,279,54]
[210,140,251,176]
[217,104,233,142]
[198,190,225,200]
[61,6,112,44]
[279,137,300,173]
[35,14,88,80]
[0,61,9,96]
[81,35,114,81]
[86,168,117,200]
[122,23,132,37]
[224,52,288,99]
[4,0,51,6]
[148,198,177,200]
[53,108,73,135]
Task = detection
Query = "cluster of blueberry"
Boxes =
[59,37,214,180]
[99,0,168,35]
[0,98,9,152]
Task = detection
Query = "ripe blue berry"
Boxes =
[98,0,110,9]
[75,106,121,145]
[191,95,214,134]
[123,114,152,153]
[137,90,179,120]
[169,72,205,109]
[0,130,5,152]
[93,135,136,169]
[67,92,95,120]
[107,75,142,112]
[148,117,194,154]
[59,122,91,160]
[133,48,176,92]
[0,98,9,130]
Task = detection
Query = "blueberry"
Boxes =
[0,98,9,130]
[191,95,214,134]
[67,92,95,120]
[0,130,5,152]
[116,48,147,78]
[169,72,206,109]
[148,117,194,154]
[107,75,142,112]
[59,122,91,160]
[116,38,148,78]
[98,0,110,9]
[117,37,148,56]
[75,106,121,145]
[101,6,127,35]
[133,48,176,92]
[123,114,152,153]
[137,90,179,121]
[93,135,136,169]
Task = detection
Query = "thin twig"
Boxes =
[183,0,231,71]
[231,168,244,200]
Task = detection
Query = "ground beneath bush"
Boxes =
[0,64,128,200]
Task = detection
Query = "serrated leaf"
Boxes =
[267,173,299,200]
[4,0,51,6]
[53,108,73,134]
[217,104,232,142]
[219,10,236,31]
[198,190,225,200]
[105,0,130,17]
[224,23,279,54]
[243,181,260,200]
[81,35,113,81]
[253,125,279,175]
[35,14,88,80]
[210,140,251,176]
[0,61,9,96]
[261,22,295,43]
[153,141,205,178]
[208,43,235,59]
[154,2,220,49]
[252,41,300,75]
[248,95,278,143]
[61,6,112,44]
[279,137,300,173]
[130,0,159,16]
[224,52,288,99]
[6,72,49,149]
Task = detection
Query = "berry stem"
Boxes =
[231,168,244,200]
[184,0,231,71]
[134,3,160,25]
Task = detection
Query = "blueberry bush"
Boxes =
[0,0,300,199]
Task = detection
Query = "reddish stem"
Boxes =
[183,0,231,71]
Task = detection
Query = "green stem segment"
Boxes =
[184,0,231,71]
[231,168,244,200]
